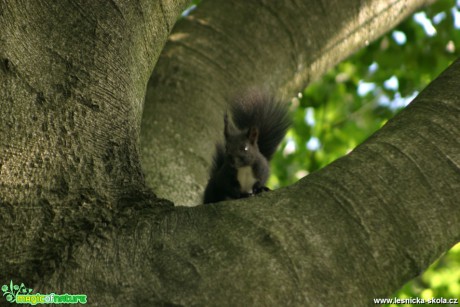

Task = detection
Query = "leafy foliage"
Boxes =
[270,0,460,304]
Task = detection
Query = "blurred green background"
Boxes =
[268,0,460,304]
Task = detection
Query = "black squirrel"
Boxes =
[203,92,291,204]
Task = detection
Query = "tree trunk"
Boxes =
[1,0,458,306]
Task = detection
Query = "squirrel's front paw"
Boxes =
[253,186,271,194]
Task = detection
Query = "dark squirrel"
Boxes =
[203,92,291,204]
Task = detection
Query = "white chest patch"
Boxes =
[237,166,257,194]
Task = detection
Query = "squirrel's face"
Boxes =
[225,128,259,167]
[226,141,252,167]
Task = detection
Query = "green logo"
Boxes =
[1,280,87,305]
[2,281,33,303]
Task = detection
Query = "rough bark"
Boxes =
[1,0,458,306]
[0,0,190,298]
[141,0,437,205]
[0,0,189,204]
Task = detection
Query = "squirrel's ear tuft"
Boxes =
[248,127,259,144]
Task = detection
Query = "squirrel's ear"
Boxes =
[248,127,259,144]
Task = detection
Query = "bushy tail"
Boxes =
[230,91,291,160]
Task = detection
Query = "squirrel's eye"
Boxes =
[244,145,248,151]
